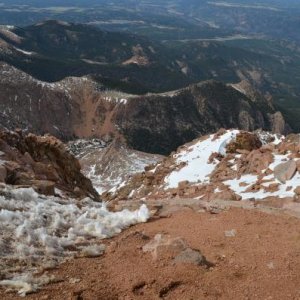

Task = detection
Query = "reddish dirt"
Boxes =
[2,207,300,300]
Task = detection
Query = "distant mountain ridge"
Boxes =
[0,20,298,99]
[0,62,288,155]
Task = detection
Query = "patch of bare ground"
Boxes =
[2,207,300,299]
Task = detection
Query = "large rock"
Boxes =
[31,180,55,196]
[274,160,297,183]
[226,132,262,153]
[142,234,187,260]
[143,234,211,267]
[0,129,99,200]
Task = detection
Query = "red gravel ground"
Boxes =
[2,207,300,300]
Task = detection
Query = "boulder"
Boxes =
[178,180,189,190]
[142,234,187,260]
[242,150,274,175]
[264,183,279,193]
[226,132,262,153]
[143,234,212,268]
[274,160,297,183]
[32,180,55,196]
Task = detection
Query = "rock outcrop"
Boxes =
[0,129,99,199]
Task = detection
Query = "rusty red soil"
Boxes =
[2,207,300,300]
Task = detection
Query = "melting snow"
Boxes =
[225,154,300,200]
[165,130,239,188]
[161,129,299,201]
[0,186,149,295]
[14,47,34,56]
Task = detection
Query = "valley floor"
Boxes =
[2,204,300,300]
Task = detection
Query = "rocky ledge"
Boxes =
[0,129,99,200]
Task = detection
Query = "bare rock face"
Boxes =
[226,132,262,153]
[0,129,99,199]
[274,160,297,184]
[269,111,288,135]
[31,179,55,196]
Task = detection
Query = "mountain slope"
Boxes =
[104,129,300,203]
[0,20,298,99]
[0,62,288,155]
[0,20,189,93]
[113,80,288,154]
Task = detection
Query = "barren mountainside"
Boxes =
[0,62,288,154]
[1,3,300,299]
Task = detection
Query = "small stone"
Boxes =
[267,262,275,269]
[225,229,237,237]
[69,278,81,284]
[174,248,208,266]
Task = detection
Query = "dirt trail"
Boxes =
[2,206,300,300]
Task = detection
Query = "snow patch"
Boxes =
[164,130,239,188]
[0,186,150,295]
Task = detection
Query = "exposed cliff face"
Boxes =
[0,129,99,200]
[113,80,288,154]
[0,62,76,139]
[0,63,289,155]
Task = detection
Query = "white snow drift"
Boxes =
[165,130,239,188]
[0,186,149,295]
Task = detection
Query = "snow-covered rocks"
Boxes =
[164,130,239,189]
[106,129,300,204]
